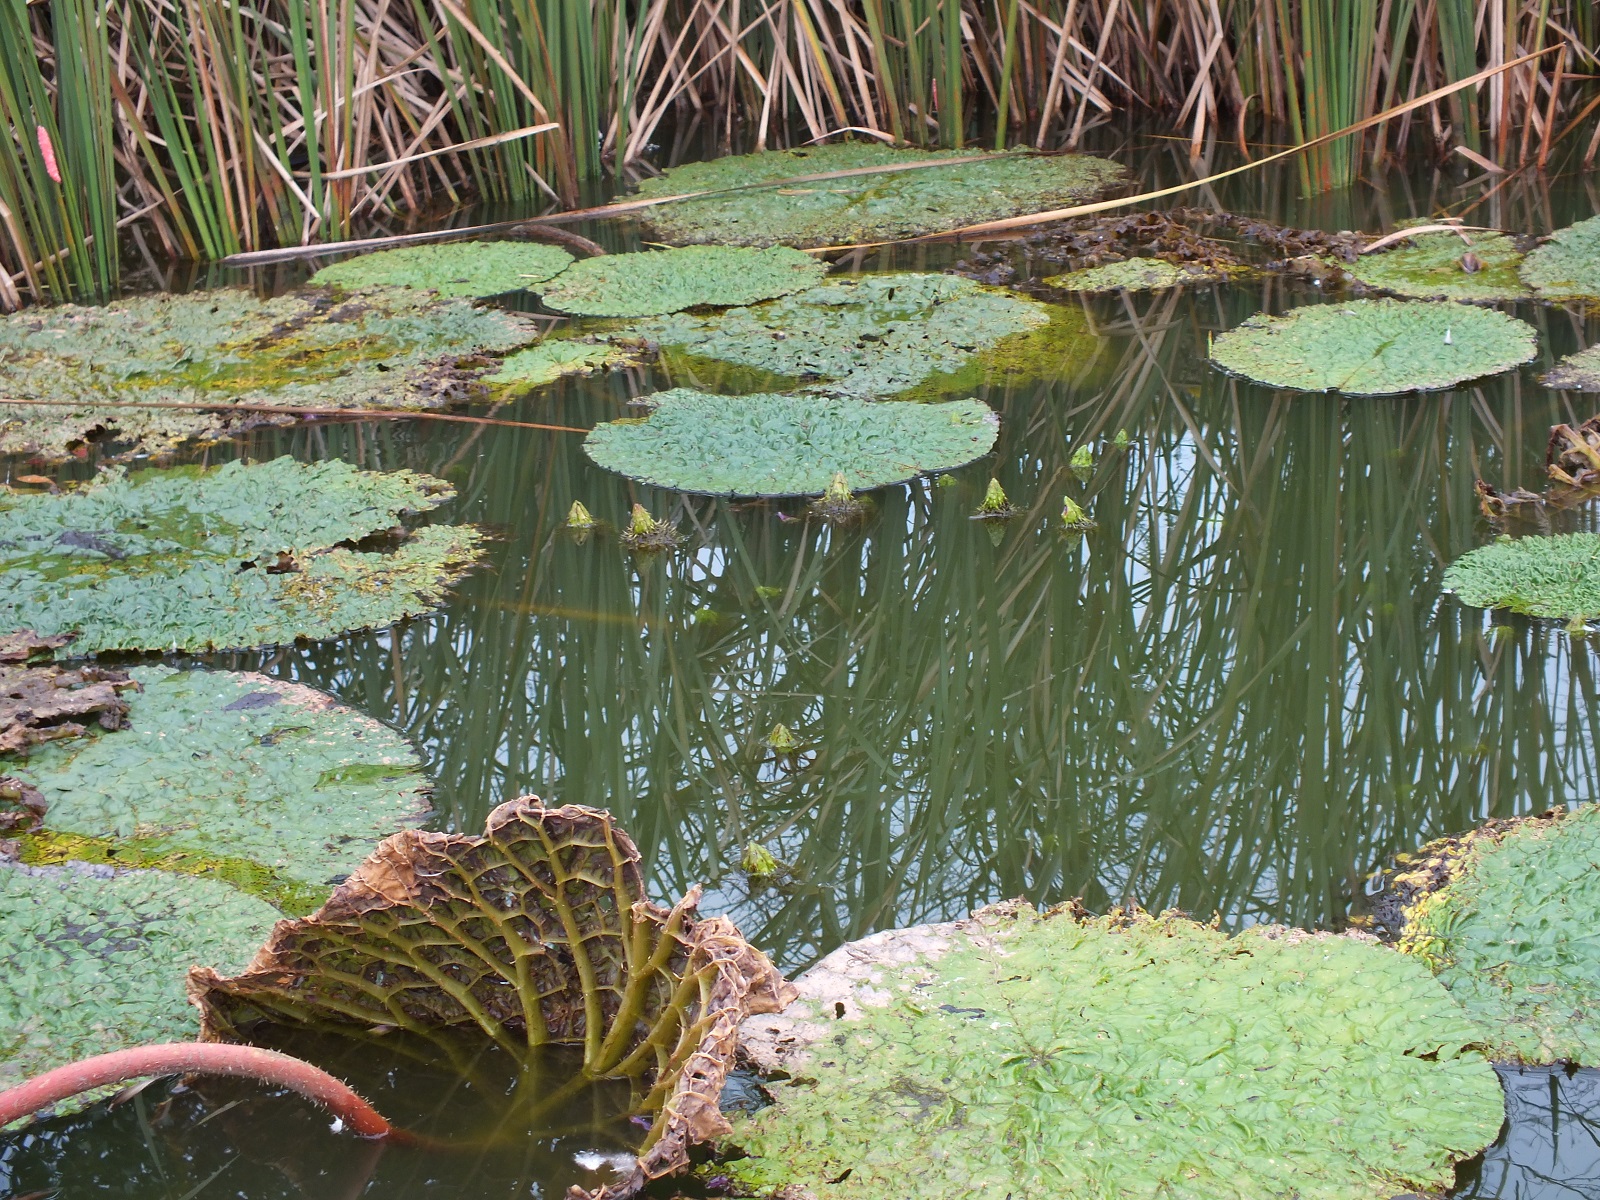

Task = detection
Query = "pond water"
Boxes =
[3,132,1600,1197]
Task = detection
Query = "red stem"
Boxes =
[0,1043,399,1140]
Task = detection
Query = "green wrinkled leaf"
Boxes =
[0,287,537,460]
[632,143,1122,248]
[0,457,481,654]
[1209,299,1537,395]
[584,389,999,496]
[1519,213,1600,301]
[484,339,638,389]
[1345,231,1528,301]
[538,246,827,317]
[310,240,573,296]
[1442,532,1600,621]
[1399,806,1600,1063]
[729,907,1503,1200]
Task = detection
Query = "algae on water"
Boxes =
[1209,299,1537,395]
[310,240,574,297]
[1345,231,1528,301]
[1520,214,1600,301]
[632,142,1122,248]
[731,904,1501,1200]
[1043,258,1237,292]
[537,245,827,317]
[1442,532,1600,622]
[584,389,999,496]
[1398,806,1600,1063]
[0,457,481,654]
[0,287,537,459]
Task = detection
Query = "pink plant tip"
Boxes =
[37,126,59,183]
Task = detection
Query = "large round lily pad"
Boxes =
[584,390,999,497]
[731,905,1502,1200]
[1519,214,1600,301]
[12,667,431,892]
[1346,231,1528,301]
[1397,806,1600,1063]
[1541,343,1600,390]
[0,860,279,1094]
[0,287,536,460]
[0,456,481,655]
[632,142,1123,248]
[309,240,574,297]
[1442,532,1600,621]
[537,246,827,317]
[615,272,1053,398]
[1209,299,1537,395]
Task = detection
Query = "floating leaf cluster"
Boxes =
[1519,214,1600,301]
[1442,532,1600,621]
[1346,231,1528,301]
[0,288,536,459]
[631,142,1122,248]
[0,457,481,654]
[1398,806,1600,1063]
[1043,257,1237,291]
[584,390,998,497]
[729,904,1502,1200]
[310,240,574,297]
[1542,343,1600,391]
[1209,299,1537,395]
[537,245,827,317]
[484,339,639,389]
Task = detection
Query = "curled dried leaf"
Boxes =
[0,649,138,756]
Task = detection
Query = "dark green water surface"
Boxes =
[4,135,1600,1196]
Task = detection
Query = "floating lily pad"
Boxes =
[0,457,481,654]
[633,142,1123,248]
[615,273,1053,398]
[1043,258,1237,291]
[1209,300,1537,395]
[484,339,640,389]
[1519,214,1600,301]
[1541,343,1600,390]
[730,904,1501,1200]
[538,246,827,317]
[1398,806,1600,1063]
[584,390,999,497]
[0,288,537,460]
[1442,532,1600,621]
[10,666,431,891]
[309,240,573,297]
[1346,231,1528,301]
[0,860,280,1094]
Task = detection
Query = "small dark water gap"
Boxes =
[4,133,1599,1197]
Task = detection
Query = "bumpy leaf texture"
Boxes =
[1520,214,1600,301]
[1346,231,1528,301]
[1044,258,1236,291]
[1443,532,1600,620]
[311,240,574,297]
[538,246,827,316]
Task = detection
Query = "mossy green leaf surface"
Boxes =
[1541,343,1600,390]
[0,457,481,654]
[632,142,1122,248]
[1519,214,1600,301]
[484,340,638,389]
[1442,532,1600,621]
[1399,806,1600,1063]
[1209,299,1537,395]
[0,861,279,1095]
[10,666,430,889]
[310,240,573,296]
[584,390,999,496]
[1346,232,1528,301]
[1043,258,1235,291]
[616,273,1052,398]
[730,907,1502,1200]
[537,246,826,316]
[0,288,537,459]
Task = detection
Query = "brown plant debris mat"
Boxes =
[0,631,137,757]
[1475,415,1600,523]
[189,798,794,1200]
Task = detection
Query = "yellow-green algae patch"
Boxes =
[631,142,1123,248]
[0,456,481,654]
[309,240,573,297]
[1398,806,1600,1063]
[729,904,1502,1200]
[1344,230,1528,301]
[0,861,280,1097]
[9,667,431,891]
[0,287,537,459]
[537,245,827,317]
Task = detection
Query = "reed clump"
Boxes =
[0,0,1596,306]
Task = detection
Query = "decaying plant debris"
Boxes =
[1476,415,1600,521]
[189,799,794,1200]
[0,632,136,757]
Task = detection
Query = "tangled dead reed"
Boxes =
[0,0,1596,307]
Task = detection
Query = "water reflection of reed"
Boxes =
[223,282,1600,973]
